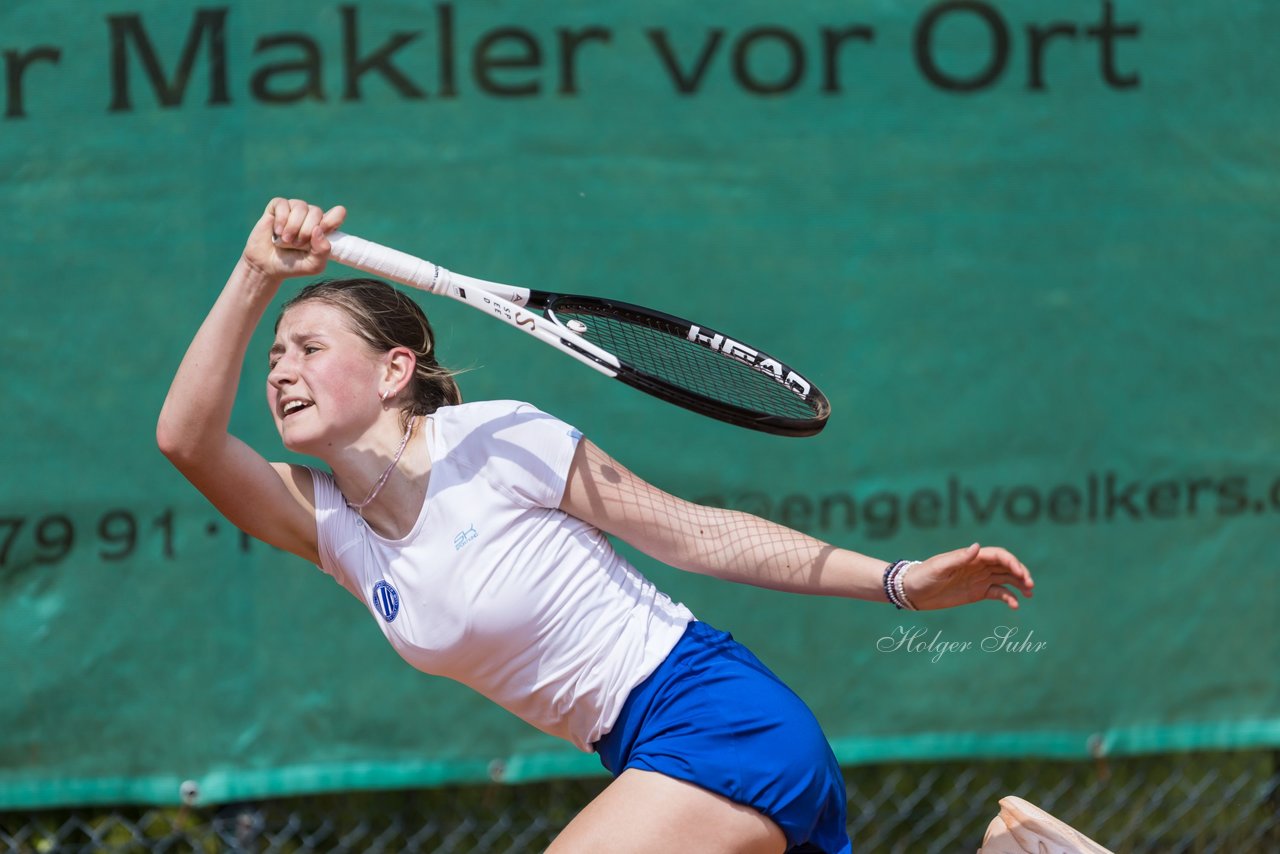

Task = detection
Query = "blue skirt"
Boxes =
[594,620,851,854]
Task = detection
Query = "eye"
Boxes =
[304,345,321,356]
[268,358,279,370]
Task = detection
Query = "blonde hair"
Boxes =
[278,279,462,425]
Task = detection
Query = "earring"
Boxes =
[380,388,392,402]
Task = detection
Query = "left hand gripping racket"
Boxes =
[327,231,831,437]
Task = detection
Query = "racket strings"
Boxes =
[549,303,817,419]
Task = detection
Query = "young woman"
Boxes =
[158,198,1034,854]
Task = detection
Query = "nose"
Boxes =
[268,354,297,390]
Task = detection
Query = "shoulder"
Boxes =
[295,465,368,577]
[299,464,336,500]
[434,399,548,422]
[302,465,352,522]
[433,399,576,441]
[432,400,582,506]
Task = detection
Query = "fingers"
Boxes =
[309,226,330,255]
[320,204,347,231]
[985,585,1021,610]
[286,199,321,245]
[975,544,1033,594]
[263,197,341,248]
[309,205,346,254]
[265,197,291,223]
[987,571,1033,597]
[978,545,1023,572]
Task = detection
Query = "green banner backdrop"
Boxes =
[1,0,1277,809]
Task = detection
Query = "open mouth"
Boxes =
[281,399,314,419]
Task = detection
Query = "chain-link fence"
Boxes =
[2,751,1277,853]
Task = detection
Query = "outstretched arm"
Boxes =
[560,439,1033,610]
[156,199,345,562]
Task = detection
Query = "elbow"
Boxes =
[156,411,201,467]
[156,417,185,463]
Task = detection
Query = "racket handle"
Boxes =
[328,231,448,295]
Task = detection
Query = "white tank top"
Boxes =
[309,400,694,750]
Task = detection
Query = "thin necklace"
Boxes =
[346,415,419,510]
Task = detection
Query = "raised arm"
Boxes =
[560,439,1033,610]
[156,199,346,563]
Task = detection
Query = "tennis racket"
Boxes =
[325,231,830,437]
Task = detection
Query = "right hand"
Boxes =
[243,197,347,280]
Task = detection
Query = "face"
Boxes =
[267,301,384,455]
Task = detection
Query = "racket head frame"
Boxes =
[540,294,831,437]
[327,231,830,437]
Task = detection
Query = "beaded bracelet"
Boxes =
[894,560,921,611]
[883,559,920,610]
[883,560,909,609]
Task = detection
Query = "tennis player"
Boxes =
[158,198,1034,854]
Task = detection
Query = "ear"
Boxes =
[382,346,418,395]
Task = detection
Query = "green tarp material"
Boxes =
[1,0,1277,809]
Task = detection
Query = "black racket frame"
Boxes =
[524,291,830,437]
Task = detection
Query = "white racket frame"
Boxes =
[327,231,621,377]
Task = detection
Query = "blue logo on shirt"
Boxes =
[372,580,400,623]
[453,524,478,551]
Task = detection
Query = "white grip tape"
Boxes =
[328,231,447,295]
